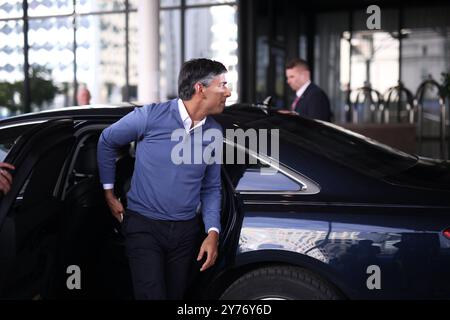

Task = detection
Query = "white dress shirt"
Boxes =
[178,99,206,132]
[296,80,311,98]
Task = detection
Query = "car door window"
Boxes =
[222,141,315,194]
[235,161,304,192]
[0,123,40,161]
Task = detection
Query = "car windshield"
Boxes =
[0,123,40,161]
[246,114,419,178]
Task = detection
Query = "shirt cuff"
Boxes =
[103,184,114,190]
[208,227,220,235]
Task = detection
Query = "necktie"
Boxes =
[291,95,301,111]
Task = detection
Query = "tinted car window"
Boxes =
[0,124,40,161]
[236,163,303,192]
[247,114,418,178]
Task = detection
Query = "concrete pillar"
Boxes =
[138,0,160,103]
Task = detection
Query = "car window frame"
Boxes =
[224,139,320,195]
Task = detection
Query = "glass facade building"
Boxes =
[0,0,141,115]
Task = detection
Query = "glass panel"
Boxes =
[255,0,269,103]
[0,20,23,117]
[76,0,125,13]
[128,0,139,10]
[76,14,126,105]
[128,11,138,102]
[402,5,450,158]
[315,11,350,124]
[187,0,235,5]
[351,9,399,94]
[28,17,73,110]
[0,0,23,19]
[236,167,302,192]
[185,6,238,104]
[402,6,450,93]
[160,9,181,101]
[0,124,40,161]
[272,47,285,108]
[160,0,181,7]
[28,0,73,17]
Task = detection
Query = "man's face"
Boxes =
[286,66,309,92]
[202,73,231,115]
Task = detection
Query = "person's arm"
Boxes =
[0,162,15,195]
[197,160,222,272]
[97,106,150,221]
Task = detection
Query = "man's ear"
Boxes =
[195,83,202,93]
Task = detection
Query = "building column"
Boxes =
[138,0,160,103]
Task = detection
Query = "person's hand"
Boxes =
[0,162,15,195]
[104,189,125,222]
[197,231,219,272]
[277,110,298,116]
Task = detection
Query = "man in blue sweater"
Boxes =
[97,59,231,299]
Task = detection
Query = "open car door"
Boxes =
[0,119,75,299]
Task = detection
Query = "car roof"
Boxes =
[0,103,272,130]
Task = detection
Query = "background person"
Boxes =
[282,58,332,122]
[76,85,91,106]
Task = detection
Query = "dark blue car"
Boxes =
[0,104,449,299]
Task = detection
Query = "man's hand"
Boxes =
[104,189,124,222]
[197,231,219,272]
[0,162,15,195]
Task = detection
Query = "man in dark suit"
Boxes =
[282,58,332,122]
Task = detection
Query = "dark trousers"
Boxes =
[122,209,202,300]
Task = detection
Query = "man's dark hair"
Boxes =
[285,58,310,71]
[178,58,227,100]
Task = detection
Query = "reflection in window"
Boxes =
[187,0,235,5]
[28,0,73,17]
[128,11,139,102]
[0,1,136,113]
[315,12,350,124]
[76,0,125,13]
[160,0,181,7]
[185,6,238,104]
[160,9,181,100]
[0,124,40,161]
[401,6,450,158]
[0,0,22,19]
[273,47,285,108]
[350,9,399,94]
[0,20,23,84]
[236,167,303,192]
[255,36,269,103]
[28,17,74,110]
[350,31,399,94]
[401,6,450,93]
[77,14,126,105]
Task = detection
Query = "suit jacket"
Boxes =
[290,83,332,122]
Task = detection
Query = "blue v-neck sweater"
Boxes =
[97,99,222,233]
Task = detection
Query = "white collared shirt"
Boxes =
[296,80,311,98]
[178,99,206,133]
